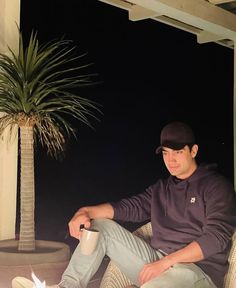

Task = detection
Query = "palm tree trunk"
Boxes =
[18,125,35,251]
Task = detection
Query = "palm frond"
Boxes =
[0,29,101,157]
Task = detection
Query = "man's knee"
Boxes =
[92,218,118,232]
[92,219,128,241]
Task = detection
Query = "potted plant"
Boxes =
[0,30,100,285]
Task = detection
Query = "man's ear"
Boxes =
[191,144,198,158]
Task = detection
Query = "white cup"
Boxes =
[80,228,100,255]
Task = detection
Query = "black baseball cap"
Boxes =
[155,122,195,154]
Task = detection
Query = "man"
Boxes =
[13,122,236,288]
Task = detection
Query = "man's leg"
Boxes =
[61,219,161,288]
[12,219,159,288]
[140,263,217,288]
[12,219,216,288]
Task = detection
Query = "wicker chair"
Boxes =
[100,222,236,288]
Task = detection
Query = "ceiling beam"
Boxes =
[208,0,234,4]
[97,0,133,10]
[197,30,226,43]
[152,15,201,34]
[129,5,161,21]
[98,0,236,47]
[126,0,236,39]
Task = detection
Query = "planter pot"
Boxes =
[0,239,71,288]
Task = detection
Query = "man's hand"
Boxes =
[138,241,204,285]
[68,208,91,240]
[138,258,172,285]
[68,203,114,240]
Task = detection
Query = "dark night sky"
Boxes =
[20,0,234,238]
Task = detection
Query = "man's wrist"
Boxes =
[161,255,175,268]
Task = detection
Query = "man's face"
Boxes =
[162,145,198,179]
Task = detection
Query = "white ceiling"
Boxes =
[98,0,236,49]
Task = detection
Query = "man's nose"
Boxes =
[167,153,176,162]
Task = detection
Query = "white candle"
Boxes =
[31,272,46,288]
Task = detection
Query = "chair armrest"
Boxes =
[224,231,236,288]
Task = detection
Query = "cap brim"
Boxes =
[155,146,162,154]
[155,142,188,154]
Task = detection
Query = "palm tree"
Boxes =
[0,31,100,251]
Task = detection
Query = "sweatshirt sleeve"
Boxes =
[110,188,152,223]
[195,176,236,259]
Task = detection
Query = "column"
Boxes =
[0,0,20,240]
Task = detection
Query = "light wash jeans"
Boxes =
[59,219,216,288]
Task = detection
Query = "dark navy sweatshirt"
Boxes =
[111,164,236,288]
